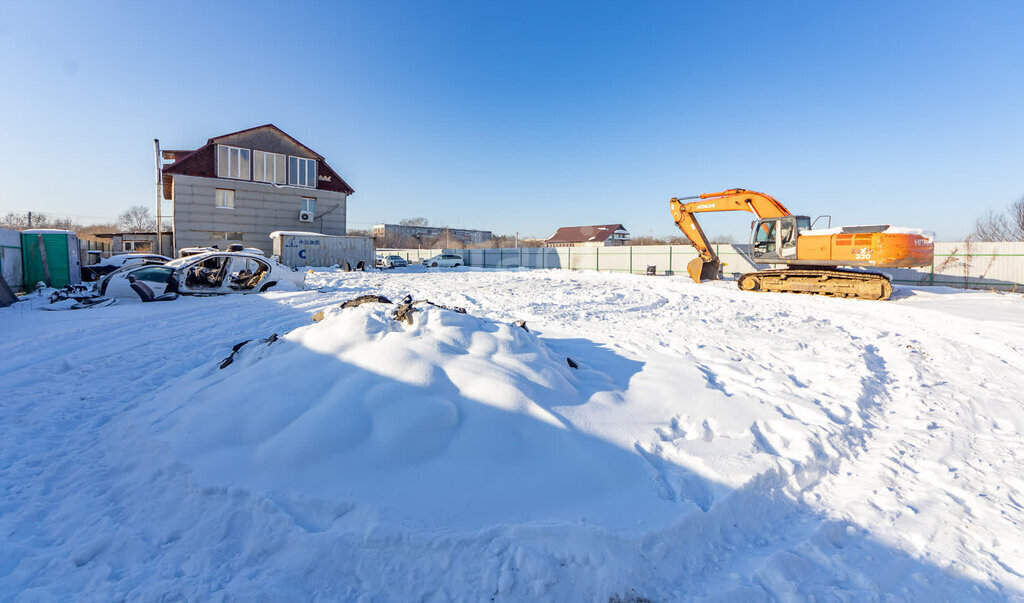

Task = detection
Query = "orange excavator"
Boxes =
[670,189,934,300]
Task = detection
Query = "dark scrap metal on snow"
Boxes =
[311,293,468,325]
[219,333,279,369]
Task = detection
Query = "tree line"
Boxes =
[973,195,1024,242]
[1,206,168,235]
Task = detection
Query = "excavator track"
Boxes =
[736,268,894,301]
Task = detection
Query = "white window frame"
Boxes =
[253,150,287,184]
[122,240,149,252]
[215,188,235,209]
[289,156,317,188]
[301,197,316,215]
[217,145,251,180]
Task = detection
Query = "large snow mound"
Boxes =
[140,301,681,532]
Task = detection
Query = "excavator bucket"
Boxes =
[687,257,721,283]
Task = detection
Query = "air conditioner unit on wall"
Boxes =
[298,210,314,223]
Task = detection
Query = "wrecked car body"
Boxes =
[97,251,305,301]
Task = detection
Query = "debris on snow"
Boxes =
[218,333,279,369]
[341,294,392,309]
[314,294,393,322]
[314,293,467,325]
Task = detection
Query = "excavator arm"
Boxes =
[670,189,791,282]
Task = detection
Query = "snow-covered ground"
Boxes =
[2,267,1023,600]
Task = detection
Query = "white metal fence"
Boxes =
[381,241,1024,291]
[381,245,760,274]
[900,241,1024,290]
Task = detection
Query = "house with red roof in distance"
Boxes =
[161,124,354,256]
[544,224,630,248]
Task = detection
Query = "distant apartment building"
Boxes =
[373,224,493,246]
[545,224,630,247]
[161,124,354,256]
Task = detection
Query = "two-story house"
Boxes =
[161,124,354,256]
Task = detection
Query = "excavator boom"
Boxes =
[670,189,790,282]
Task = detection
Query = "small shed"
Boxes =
[21,229,82,289]
[270,231,375,269]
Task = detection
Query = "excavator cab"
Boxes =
[751,216,810,262]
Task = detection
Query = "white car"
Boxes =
[421,253,464,268]
[381,255,408,268]
[97,252,305,301]
[82,253,172,281]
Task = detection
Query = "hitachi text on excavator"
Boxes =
[670,189,934,301]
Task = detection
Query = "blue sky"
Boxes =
[0,0,1021,241]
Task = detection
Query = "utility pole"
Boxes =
[154,139,163,256]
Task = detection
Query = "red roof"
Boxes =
[208,124,323,160]
[162,124,354,195]
[545,224,628,244]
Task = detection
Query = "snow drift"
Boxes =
[139,301,682,532]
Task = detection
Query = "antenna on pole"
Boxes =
[154,139,163,256]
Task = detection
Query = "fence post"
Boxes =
[669,246,672,273]
[596,246,600,272]
[568,246,571,269]
[519,247,522,267]
[629,246,632,274]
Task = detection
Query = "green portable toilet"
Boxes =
[21,229,82,290]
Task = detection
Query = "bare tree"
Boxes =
[629,235,668,246]
[973,195,1024,241]
[1,211,83,231]
[1,212,31,230]
[464,234,536,248]
[117,205,156,232]
[929,239,977,289]
[399,217,429,227]
[78,223,120,236]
